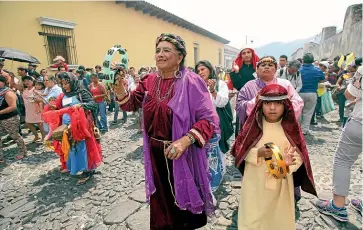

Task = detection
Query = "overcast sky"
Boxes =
[148,0,361,48]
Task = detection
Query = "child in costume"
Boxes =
[231,84,317,230]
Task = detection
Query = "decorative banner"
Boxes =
[102,45,129,84]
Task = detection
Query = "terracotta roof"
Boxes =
[116,1,230,44]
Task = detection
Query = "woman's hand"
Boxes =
[283,146,297,167]
[257,146,273,158]
[164,136,191,160]
[207,79,216,92]
[73,104,81,109]
[232,62,239,73]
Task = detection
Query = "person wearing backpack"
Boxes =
[276,60,302,92]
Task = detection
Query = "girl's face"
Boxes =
[23,79,33,88]
[262,101,284,122]
[35,83,43,90]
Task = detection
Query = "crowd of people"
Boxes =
[0,32,361,229]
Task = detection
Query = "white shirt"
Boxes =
[210,80,229,108]
[44,85,62,101]
[275,67,303,93]
[127,75,134,89]
[347,66,362,123]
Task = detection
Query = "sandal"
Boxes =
[60,169,68,174]
[77,177,90,185]
[16,155,26,160]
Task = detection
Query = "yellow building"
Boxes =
[0,1,229,72]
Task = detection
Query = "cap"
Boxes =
[53,56,65,62]
[320,61,329,69]
[17,66,28,72]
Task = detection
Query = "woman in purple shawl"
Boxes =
[116,33,219,230]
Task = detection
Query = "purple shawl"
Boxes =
[142,69,220,215]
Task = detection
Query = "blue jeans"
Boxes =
[113,103,127,122]
[96,101,108,131]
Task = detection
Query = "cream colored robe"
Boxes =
[238,119,302,230]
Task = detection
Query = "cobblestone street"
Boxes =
[0,110,361,230]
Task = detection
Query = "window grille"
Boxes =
[39,25,78,65]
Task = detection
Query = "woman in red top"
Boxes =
[89,73,108,132]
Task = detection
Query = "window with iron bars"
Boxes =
[38,25,78,65]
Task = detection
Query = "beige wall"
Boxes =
[0,1,225,73]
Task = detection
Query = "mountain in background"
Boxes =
[254,34,322,59]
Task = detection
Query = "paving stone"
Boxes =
[126,207,149,230]
[216,216,233,226]
[89,223,108,230]
[103,200,141,225]
[129,189,146,203]
[52,220,61,230]
[218,201,229,210]
[0,198,28,217]
[0,109,360,230]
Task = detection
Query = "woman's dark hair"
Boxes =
[40,69,47,74]
[35,81,45,90]
[195,60,217,80]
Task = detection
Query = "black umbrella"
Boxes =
[0,48,40,64]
